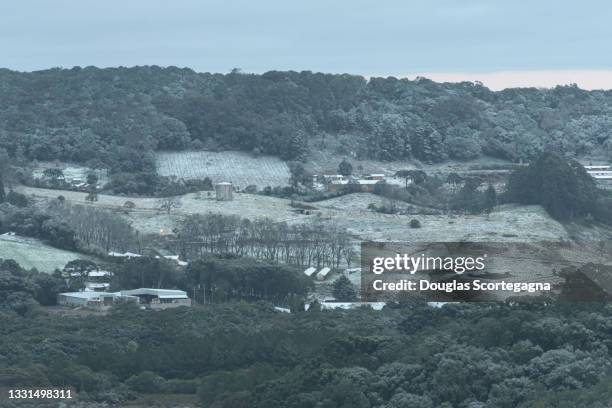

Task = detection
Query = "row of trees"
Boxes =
[45,200,141,254]
[174,214,355,269]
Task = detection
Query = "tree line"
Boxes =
[2,67,612,178]
[173,213,355,269]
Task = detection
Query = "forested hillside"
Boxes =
[1,66,612,174]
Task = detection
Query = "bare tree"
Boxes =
[159,196,181,214]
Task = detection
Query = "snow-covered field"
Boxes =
[18,186,569,244]
[156,151,291,188]
[0,234,91,272]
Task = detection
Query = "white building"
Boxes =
[58,288,191,310]
[316,267,332,281]
[58,291,138,308]
[303,267,317,277]
[121,288,192,309]
[587,170,612,180]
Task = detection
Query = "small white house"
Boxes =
[316,267,332,281]
[303,267,317,277]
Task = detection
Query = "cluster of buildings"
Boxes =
[58,288,191,310]
[585,165,612,180]
[303,266,332,281]
[58,253,192,310]
[313,174,387,193]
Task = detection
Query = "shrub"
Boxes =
[410,219,422,228]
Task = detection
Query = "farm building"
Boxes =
[108,251,142,258]
[59,288,191,309]
[319,302,386,311]
[316,267,332,281]
[303,266,317,277]
[58,291,138,308]
[327,178,384,193]
[121,288,192,309]
[584,165,611,171]
[364,174,386,181]
[215,182,234,201]
[84,282,111,292]
[587,170,612,180]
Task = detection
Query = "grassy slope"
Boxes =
[0,235,91,272]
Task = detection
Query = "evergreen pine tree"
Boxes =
[333,275,357,301]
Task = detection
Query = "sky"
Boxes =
[2,0,612,90]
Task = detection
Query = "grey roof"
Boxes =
[120,288,189,299]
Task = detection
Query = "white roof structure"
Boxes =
[155,255,189,266]
[357,179,381,185]
[85,282,110,290]
[303,267,317,277]
[60,291,106,300]
[121,288,189,299]
[108,251,142,258]
[320,302,386,311]
[316,267,332,280]
[588,171,612,180]
[87,270,113,278]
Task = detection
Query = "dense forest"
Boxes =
[3,273,612,408]
[1,67,612,175]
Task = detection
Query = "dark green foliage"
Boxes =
[0,259,66,311]
[288,162,309,188]
[186,256,312,303]
[506,152,599,220]
[116,257,179,290]
[484,184,497,212]
[86,173,98,185]
[2,288,612,406]
[6,191,28,207]
[0,205,77,250]
[410,219,422,228]
[338,159,353,176]
[332,275,357,301]
[0,174,4,204]
[0,148,7,203]
[451,177,487,214]
[1,68,612,169]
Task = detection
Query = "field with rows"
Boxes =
[0,234,91,272]
[156,151,291,189]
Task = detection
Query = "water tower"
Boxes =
[215,182,233,201]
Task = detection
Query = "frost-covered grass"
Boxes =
[0,234,90,272]
[156,150,290,188]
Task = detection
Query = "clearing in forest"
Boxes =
[156,150,291,189]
